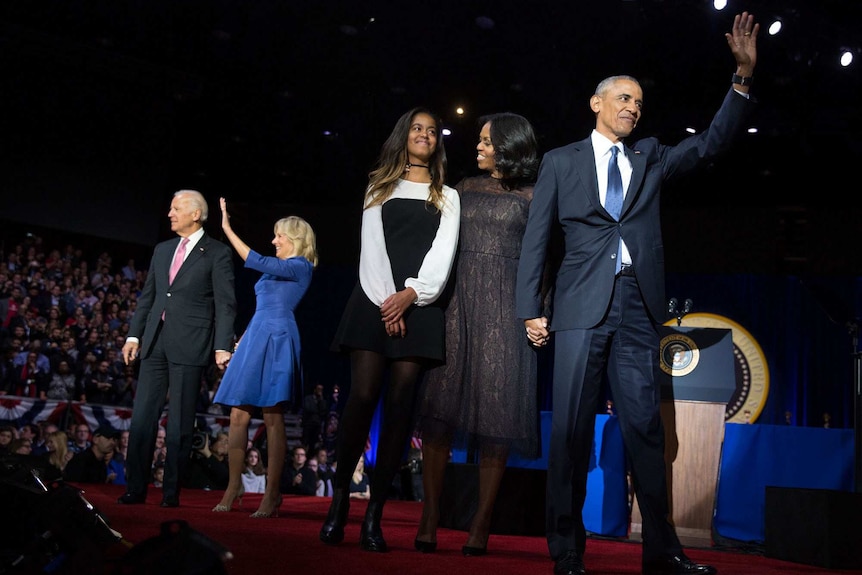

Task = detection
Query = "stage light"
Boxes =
[712,0,727,11]
[768,19,782,36]
[0,455,121,574]
[116,520,232,575]
[840,49,854,67]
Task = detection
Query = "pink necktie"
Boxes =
[169,237,189,285]
[163,238,188,321]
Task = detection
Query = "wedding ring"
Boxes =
[744,32,750,36]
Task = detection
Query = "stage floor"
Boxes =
[7,482,850,575]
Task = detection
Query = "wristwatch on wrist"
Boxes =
[731,73,752,86]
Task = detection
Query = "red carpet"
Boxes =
[66,484,858,575]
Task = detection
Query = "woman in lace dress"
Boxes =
[415,112,541,555]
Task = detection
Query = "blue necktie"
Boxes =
[606,146,624,274]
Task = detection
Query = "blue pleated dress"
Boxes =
[214,251,313,408]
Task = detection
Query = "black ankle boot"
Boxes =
[319,489,350,545]
[359,501,388,552]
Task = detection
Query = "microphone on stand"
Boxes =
[683,299,693,316]
[668,298,678,319]
[674,298,693,326]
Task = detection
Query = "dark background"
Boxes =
[1,1,860,427]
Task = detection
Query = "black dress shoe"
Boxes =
[414,538,437,553]
[319,489,349,545]
[319,523,345,545]
[554,550,586,575]
[461,545,487,557]
[642,554,716,575]
[160,497,180,508]
[117,492,146,505]
[359,523,388,553]
[358,501,388,553]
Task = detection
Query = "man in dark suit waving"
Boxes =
[119,189,236,507]
[516,12,759,575]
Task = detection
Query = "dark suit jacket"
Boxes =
[129,232,236,366]
[517,88,755,328]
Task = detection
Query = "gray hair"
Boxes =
[594,75,640,97]
[174,189,209,222]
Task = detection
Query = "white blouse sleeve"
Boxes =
[405,185,460,306]
[358,201,397,307]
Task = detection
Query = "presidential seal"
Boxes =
[659,333,699,377]
[664,312,769,423]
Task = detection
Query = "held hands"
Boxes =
[380,288,417,338]
[215,350,232,370]
[385,317,407,338]
[200,437,212,458]
[525,317,550,347]
[726,11,759,74]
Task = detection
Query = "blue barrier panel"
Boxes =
[714,423,855,543]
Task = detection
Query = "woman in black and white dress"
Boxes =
[320,107,460,553]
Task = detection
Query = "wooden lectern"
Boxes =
[630,325,735,542]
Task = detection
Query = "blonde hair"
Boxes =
[47,430,69,471]
[275,216,319,267]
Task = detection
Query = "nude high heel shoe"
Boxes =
[250,495,283,518]
[212,485,244,512]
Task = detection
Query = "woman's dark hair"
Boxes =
[479,112,539,191]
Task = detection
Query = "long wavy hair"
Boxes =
[479,112,539,191]
[245,447,265,476]
[364,107,448,212]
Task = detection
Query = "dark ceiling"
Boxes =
[1,1,860,271]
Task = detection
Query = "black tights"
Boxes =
[334,349,423,505]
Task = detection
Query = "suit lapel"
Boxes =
[623,145,647,216]
[572,138,604,215]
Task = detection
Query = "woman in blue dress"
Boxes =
[212,197,318,518]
